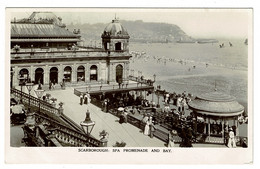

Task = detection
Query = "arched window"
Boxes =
[64,66,72,82]
[35,68,44,84]
[90,65,98,81]
[77,65,85,82]
[115,42,122,50]
[116,64,123,83]
[19,68,29,84]
[50,67,58,84]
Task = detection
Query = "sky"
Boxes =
[9,8,251,39]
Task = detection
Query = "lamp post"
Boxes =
[156,86,160,108]
[18,76,25,103]
[10,68,14,88]
[80,110,95,136]
[26,82,34,113]
[34,84,45,113]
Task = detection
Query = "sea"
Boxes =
[129,39,249,137]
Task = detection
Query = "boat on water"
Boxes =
[176,40,196,43]
[176,37,196,43]
[196,39,219,44]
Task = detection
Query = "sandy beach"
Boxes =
[129,47,248,114]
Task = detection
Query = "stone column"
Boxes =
[126,61,130,80]
[30,65,35,82]
[123,62,126,81]
[234,116,239,136]
[58,64,63,84]
[208,117,211,137]
[72,63,77,83]
[109,41,114,51]
[44,65,49,85]
[98,62,101,81]
[110,63,115,83]
[85,63,90,82]
[203,116,207,134]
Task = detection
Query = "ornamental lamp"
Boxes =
[80,110,95,135]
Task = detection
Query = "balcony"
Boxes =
[11,48,131,60]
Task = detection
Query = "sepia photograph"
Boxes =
[5,7,253,164]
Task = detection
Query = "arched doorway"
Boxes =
[115,42,122,50]
[19,68,29,82]
[50,67,58,84]
[90,65,98,81]
[64,66,72,82]
[77,65,85,82]
[116,64,123,84]
[35,68,44,84]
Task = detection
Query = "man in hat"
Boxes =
[228,127,236,148]
[149,121,156,138]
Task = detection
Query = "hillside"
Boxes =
[66,20,194,43]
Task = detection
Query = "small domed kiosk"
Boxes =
[101,18,130,52]
[188,90,244,144]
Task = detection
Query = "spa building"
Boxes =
[10,12,131,87]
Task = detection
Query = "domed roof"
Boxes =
[188,91,244,117]
[27,12,66,28]
[102,19,129,38]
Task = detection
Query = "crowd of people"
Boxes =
[130,50,209,71]
[79,92,91,105]
[87,85,247,148]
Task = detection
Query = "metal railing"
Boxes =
[128,75,154,86]
[74,82,154,96]
[11,88,102,147]
[11,88,60,116]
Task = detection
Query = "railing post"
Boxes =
[99,138,108,147]
[59,107,64,115]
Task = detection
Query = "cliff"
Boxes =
[66,20,194,43]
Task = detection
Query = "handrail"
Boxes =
[11,88,102,147]
[11,88,60,116]
[35,113,101,147]
[128,75,154,86]
[74,84,154,96]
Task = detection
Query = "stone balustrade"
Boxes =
[11,49,131,60]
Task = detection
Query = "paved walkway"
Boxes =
[46,87,165,147]
[11,85,230,148]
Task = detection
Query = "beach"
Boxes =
[129,41,249,137]
[129,41,248,111]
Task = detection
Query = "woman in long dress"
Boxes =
[168,131,175,147]
[144,120,150,135]
[228,128,236,148]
